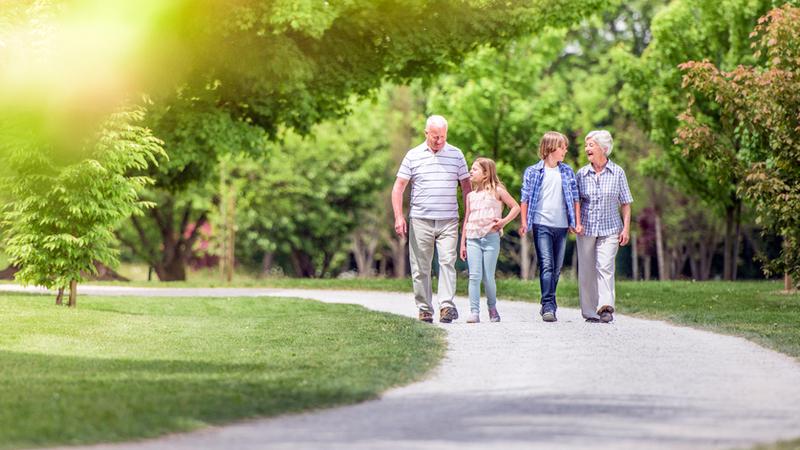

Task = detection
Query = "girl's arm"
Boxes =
[460,194,471,261]
[493,187,520,232]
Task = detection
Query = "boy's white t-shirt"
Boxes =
[532,166,568,228]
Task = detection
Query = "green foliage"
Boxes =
[110,0,612,279]
[428,29,575,197]
[205,0,612,135]
[616,0,782,208]
[233,96,393,277]
[677,4,800,280]
[1,107,165,292]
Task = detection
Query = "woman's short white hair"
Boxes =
[426,115,448,131]
[586,130,613,156]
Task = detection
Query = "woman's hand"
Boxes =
[460,242,467,261]
[619,228,630,246]
[518,222,527,236]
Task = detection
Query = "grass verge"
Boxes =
[0,293,444,449]
[103,277,800,359]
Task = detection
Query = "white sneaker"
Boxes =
[466,312,480,323]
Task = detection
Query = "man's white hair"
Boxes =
[586,130,613,156]
[425,115,448,131]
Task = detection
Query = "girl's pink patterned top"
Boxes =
[464,189,503,239]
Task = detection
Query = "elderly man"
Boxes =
[392,115,471,323]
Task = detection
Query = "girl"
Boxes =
[519,132,582,322]
[459,157,520,323]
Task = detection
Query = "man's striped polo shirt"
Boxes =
[397,142,470,220]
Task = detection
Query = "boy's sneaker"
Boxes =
[418,310,433,323]
[488,307,501,322]
[439,307,459,323]
[466,312,480,323]
[542,311,557,322]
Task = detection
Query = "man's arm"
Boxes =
[392,177,410,237]
[460,178,472,205]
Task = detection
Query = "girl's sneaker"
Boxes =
[466,312,480,323]
[488,307,501,322]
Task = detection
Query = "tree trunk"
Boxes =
[655,213,667,281]
[390,236,407,278]
[118,194,209,282]
[520,232,531,280]
[689,243,699,280]
[91,262,129,281]
[378,256,387,277]
[631,231,639,281]
[155,258,187,281]
[55,287,64,306]
[732,201,741,281]
[352,232,378,277]
[643,255,651,281]
[67,279,77,308]
[723,204,734,281]
[290,250,316,278]
[786,274,794,292]
[0,265,20,280]
[261,252,274,276]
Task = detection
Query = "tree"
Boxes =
[1,107,165,305]
[116,95,265,281]
[3,1,613,281]
[114,0,614,280]
[616,0,786,280]
[231,100,391,278]
[677,4,800,284]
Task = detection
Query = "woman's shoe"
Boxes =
[488,307,501,322]
[466,312,480,323]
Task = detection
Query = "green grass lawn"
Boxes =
[0,293,444,449]
[109,276,800,360]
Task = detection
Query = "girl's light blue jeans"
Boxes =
[466,232,501,313]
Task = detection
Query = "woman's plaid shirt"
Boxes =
[576,160,634,237]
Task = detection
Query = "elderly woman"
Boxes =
[576,130,633,323]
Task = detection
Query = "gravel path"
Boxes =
[3,285,800,449]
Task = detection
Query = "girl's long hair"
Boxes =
[472,157,505,196]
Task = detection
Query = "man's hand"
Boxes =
[395,216,407,237]
[518,223,528,236]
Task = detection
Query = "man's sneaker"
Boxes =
[488,307,501,322]
[418,310,433,323]
[585,317,601,323]
[542,311,557,322]
[599,305,614,323]
[439,307,459,323]
[466,312,480,323]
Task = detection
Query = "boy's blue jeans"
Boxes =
[466,232,501,313]
[532,224,567,314]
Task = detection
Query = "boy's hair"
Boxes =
[539,131,569,160]
[472,157,505,195]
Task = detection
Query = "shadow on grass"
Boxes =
[0,349,377,449]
